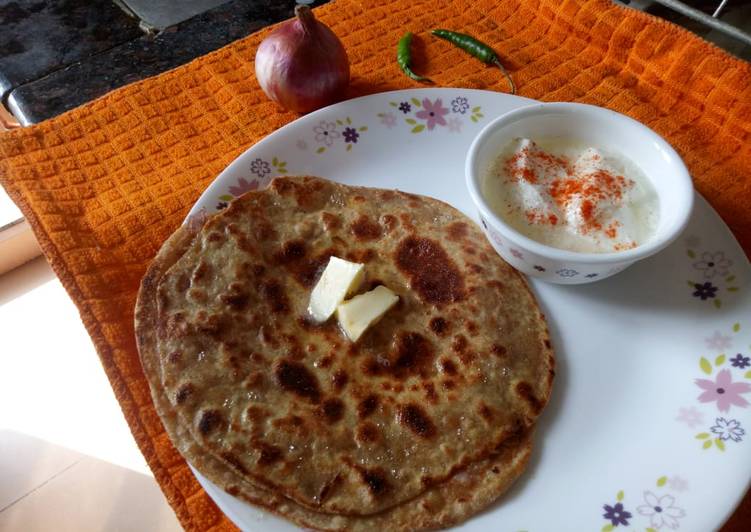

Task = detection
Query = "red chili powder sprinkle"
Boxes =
[505,144,633,237]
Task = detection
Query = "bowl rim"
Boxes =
[465,101,695,264]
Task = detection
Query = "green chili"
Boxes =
[431,29,515,94]
[397,32,431,83]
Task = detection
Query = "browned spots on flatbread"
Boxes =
[356,466,390,496]
[399,213,414,231]
[345,248,376,263]
[275,240,339,288]
[274,239,307,264]
[423,382,438,404]
[316,355,333,369]
[317,473,342,503]
[429,316,449,336]
[321,212,341,231]
[245,405,268,423]
[259,279,290,314]
[440,358,457,376]
[175,383,193,404]
[244,371,264,389]
[207,231,225,244]
[478,401,494,421]
[392,332,434,377]
[221,451,249,474]
[466,320,479,336]
[355,422,380,444]
[452,334,468,354]
[331,370,348,391]
[515,381,544,415]
[255,441,283,466]
[297,249,338,288]
[321,398,345,423]
[191,260,210,283]
[176,272,190,292]
[274,359,321,403]
[198,410,224,435]
[446,221,469,241]
[442,379,456,390]
[357,394,379,419]
[272,176,325,209]
[491,344,507,358]
[350,214,382,241]
[188,288,207,302]
[395,237,466,306]
[381,214,398,232]
[194,311,224,338]
[219,283,249,311]
[397,403,436,439]
[544,339,552,349]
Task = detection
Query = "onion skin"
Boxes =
[255,6,350,114]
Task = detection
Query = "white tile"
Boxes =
[0,258,150,475]
[0,456,182,532]
[0,430,82,512]
[0,257,184,530]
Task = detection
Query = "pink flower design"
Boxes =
[695,369,751,412]
[668,476,689,492]
[705,331,732,351]
[447,117,462,133]
[415,98,449,130]
[229,177,259,197]
[380,112,397,129]
[675,406,703,428]
[510,248,524,260]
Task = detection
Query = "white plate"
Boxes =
[187,89,751,532]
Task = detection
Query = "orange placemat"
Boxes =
[1,0,749,530]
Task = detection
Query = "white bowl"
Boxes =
[465,102,694,284]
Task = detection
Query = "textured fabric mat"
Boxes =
[1,0,749,530]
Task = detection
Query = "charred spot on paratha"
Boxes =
[321,398,345,423]
[356,466,390,497]
[398,403,437,439]
[357,394,379,419]
[395,236,465,305]
[274,359,321,403]
[197,409,224,435]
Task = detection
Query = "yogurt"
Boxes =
[481,137,659,253]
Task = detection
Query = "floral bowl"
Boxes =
[465,102,694,284]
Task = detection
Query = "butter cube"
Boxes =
[336,286,399,342]
[308,256,365,322]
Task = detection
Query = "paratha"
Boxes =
[136,176,554,526]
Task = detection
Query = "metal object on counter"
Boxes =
[648,0,751,46]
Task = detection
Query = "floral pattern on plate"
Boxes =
[384,96,483,134]
[688,322,751,451]
[215,157,289,209]
[601,477,687,531]
[312,117,367,154]
[686,238,741,308]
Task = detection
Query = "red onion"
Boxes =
[255,5,350,114]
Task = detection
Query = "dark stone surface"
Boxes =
[7,0,326,124]
[0,0,142,100]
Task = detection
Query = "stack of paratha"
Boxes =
[136,176,554,530]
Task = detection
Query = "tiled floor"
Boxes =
[0,257,182,531]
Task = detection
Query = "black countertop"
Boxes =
[1,0,325,125]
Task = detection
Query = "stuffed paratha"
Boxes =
[136,176,553,526]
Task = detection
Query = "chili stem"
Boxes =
[492,58,516,95]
